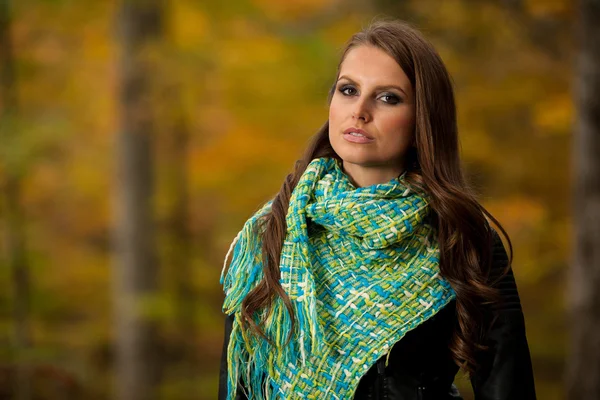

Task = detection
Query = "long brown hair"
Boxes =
[225,17,513,377]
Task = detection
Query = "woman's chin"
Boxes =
[334,145,378,163]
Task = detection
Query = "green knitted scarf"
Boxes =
[220,157,456,400]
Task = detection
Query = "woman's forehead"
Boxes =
[339,45,412,95]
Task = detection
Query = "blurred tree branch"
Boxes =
[0,0,32,399]
[493,0,573,59]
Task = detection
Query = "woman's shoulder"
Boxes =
[489,227,510,272]
[490,227,509,262]
[488,227,523,313]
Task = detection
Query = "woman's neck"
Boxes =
[341,160,405,188]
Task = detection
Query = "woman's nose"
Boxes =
[353,112,367,121]
[352,98,371,122]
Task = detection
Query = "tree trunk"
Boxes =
[162,98,197,398]
[567,0,600,398]
[113,1,164,400]
[0,1,32,399]
[168,105,194,345]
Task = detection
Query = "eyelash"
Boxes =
[337,84,401,105]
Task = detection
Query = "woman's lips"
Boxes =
[343,132,375,143]
[343,128,375,144]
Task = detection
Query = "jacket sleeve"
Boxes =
[470,230,537,400]
[218,313,248,400]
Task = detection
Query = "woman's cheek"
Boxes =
[382,111,415,136]
[329,115,346,148]
[387,110,413,129]
[328,105,341,130]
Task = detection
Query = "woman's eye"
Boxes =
[339,85,356,96]
[380,94,400,105]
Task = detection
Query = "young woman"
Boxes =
[218,18,537,400]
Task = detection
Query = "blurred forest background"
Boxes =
[0,0,583,399]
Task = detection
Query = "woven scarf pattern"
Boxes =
[220,157,456,399]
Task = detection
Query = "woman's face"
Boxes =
[328,44,416,187]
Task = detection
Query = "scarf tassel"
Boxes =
[221,202,324,399]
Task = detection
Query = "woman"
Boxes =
[218,18,536,400]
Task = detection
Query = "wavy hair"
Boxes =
[225,17,513,377]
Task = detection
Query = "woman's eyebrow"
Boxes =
[337,75,408,97]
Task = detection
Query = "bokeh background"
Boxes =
[0,0,575,399]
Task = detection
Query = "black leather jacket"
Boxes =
[218,231,537,399]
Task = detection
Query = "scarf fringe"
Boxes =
[225,298,325,400]
[220,199,325,400]
[220,200,273,314]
